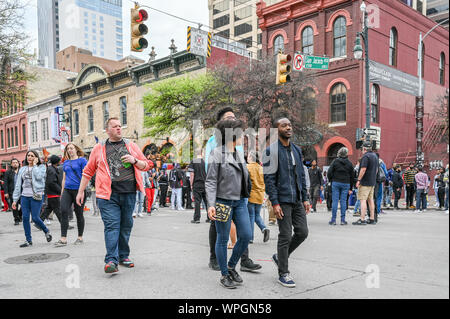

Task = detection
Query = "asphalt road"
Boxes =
[0,199,448,299]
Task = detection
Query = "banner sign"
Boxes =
[369,60,421,96]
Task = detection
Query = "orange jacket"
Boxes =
[82,139,153,200]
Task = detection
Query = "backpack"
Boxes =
[377,161,386,183]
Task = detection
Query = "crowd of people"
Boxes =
[1,109,449,290]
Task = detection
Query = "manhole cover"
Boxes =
[4,253,70,265]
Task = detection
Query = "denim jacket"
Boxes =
[13,164,47,202]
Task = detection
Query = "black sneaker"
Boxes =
[240,258,262,272]
[352,219,367,225]
[367,219,377,225]
[14,221,19,226]
[20,241,32,248]
[209,259,220,271]
[228,268,243,284]
[340,221,348,225]
[263,228,270,242]
[220,275,237,289]
[190,220,200,224]
[328,220,336,225]
[205,219,210,223]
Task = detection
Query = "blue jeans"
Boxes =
[247,202,266,241]
[376,183,383,214]
[134,191,145,214]
[445,187,449,210]
[416,189,427,211]
[215,198,252,276]
[331,182,350,222]
[97,192,136,265]
[21,196,48,243]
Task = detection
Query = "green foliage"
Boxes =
[142,73,228,137]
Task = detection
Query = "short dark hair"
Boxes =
[216,119,243,145]
[216,106,234,122]
[273,117,289,127]
[418,166,423,172]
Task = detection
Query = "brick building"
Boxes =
[56,46,145,73]
[257,0,449,168]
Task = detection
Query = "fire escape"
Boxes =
[393,119,447,167]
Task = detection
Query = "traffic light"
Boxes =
[130,6,148,52]
[276,53,292,85]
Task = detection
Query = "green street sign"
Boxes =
[304,55,329,70]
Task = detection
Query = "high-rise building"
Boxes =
[208,0,283,59]
[38,0,124,68]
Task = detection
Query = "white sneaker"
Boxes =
[178,207,185,211]
[137,213,144,218]
[445,210,449,215]
[45,219,52,225]
[414,210,420,213]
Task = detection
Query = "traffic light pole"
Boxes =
[362,11,370,130]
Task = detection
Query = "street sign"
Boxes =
[293,53,304,71]
[187,26,212,57]
[293,53,329,71]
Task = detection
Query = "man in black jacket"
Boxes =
[41,155,63,224]
[264,117,310,288]
[308,160,323,213]
[4,158,21,225]
[392,165,404,209]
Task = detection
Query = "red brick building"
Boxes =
[257,0,449,168]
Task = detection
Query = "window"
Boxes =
[302,26,314,55]
[439,52,445,85]
[273,35,284,54]
[116,41,123,47]
[389,28,398,66]
[371,84,380,123]
[116,20,121,26]
[333,16,346,57]
[116,34,123,40]
[100,16,104,21]
[257,33,262,45]
[31,121,38,143]
[84,12,88,17]
[85,33,88,39]
[14,126,18,146]
[0,130,3,149]
[116,27,122,33]
[40,118,48,141]
[7,128,10,147]
[100,30,104,36]
[241,36,253,48]
[234,22,252,36]
[213,14,229,29]
[234,0,250,5]
[100,23,104,28]
[88,105,94,132]
[103,101,109,130]
[235,6,252,22]
[84,26,88,32]
[330,83,347,123]
[22,124,26,145]
[213,0,229,15]
[74,109,79,135]
[301,87,316,122]
[119,96,127,126]
[217,29,230,38]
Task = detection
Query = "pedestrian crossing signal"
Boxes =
[131,6,148,52]
[276,53,291,85]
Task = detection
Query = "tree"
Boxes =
[142,73,228,137]
[432,89,449,145]
[0,0,35,116]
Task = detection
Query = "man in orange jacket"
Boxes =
[76,117,153,274]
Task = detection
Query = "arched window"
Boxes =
[440,52,445,85]
[273,35,284,54]
[330,83,347,123]
[371,84,380,123]
[119,96,127,126]
[389,27,398,66]
[302,26,314,55]
[333,16,346,57]
[301,87,316,122]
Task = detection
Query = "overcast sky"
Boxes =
[23,0,209,62]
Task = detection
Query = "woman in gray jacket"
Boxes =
[206,119,252,289]
[13,151,52,247]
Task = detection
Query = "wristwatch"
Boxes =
[133,157,138,165]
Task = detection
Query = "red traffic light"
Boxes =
[135,9,148,22]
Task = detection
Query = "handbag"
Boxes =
[215,202,232,223]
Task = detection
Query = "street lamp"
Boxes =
[353,1,370,130]
[416,17,449,166]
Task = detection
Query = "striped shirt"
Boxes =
[404,168,417,185]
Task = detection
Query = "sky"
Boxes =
[23,0,210,62]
